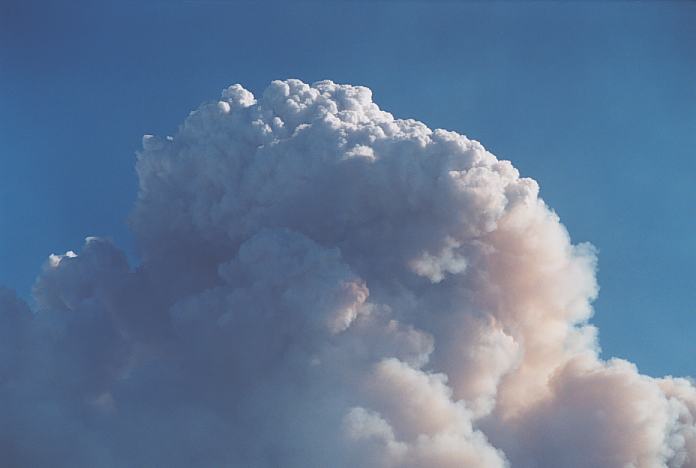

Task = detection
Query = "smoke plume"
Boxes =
[1,79,695,467]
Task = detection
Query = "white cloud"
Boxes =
[0,79,694,467]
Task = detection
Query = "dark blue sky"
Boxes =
[1,0,695,377]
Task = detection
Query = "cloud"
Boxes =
[1,79,695,467]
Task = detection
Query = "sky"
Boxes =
[3,2,696,466]
[1,0,695,378]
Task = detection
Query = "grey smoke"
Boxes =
[1,79,694,467]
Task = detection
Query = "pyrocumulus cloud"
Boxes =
[1,79,695,467]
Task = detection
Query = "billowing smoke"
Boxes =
[1,79,695,467]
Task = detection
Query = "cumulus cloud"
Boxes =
[1,79,695,467]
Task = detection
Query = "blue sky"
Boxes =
[1,0,695,378]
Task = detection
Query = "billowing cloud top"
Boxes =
[1,79,695,467]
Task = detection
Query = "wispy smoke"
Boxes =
[1,79,694,467]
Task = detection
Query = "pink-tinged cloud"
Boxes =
[1,80,694,467]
